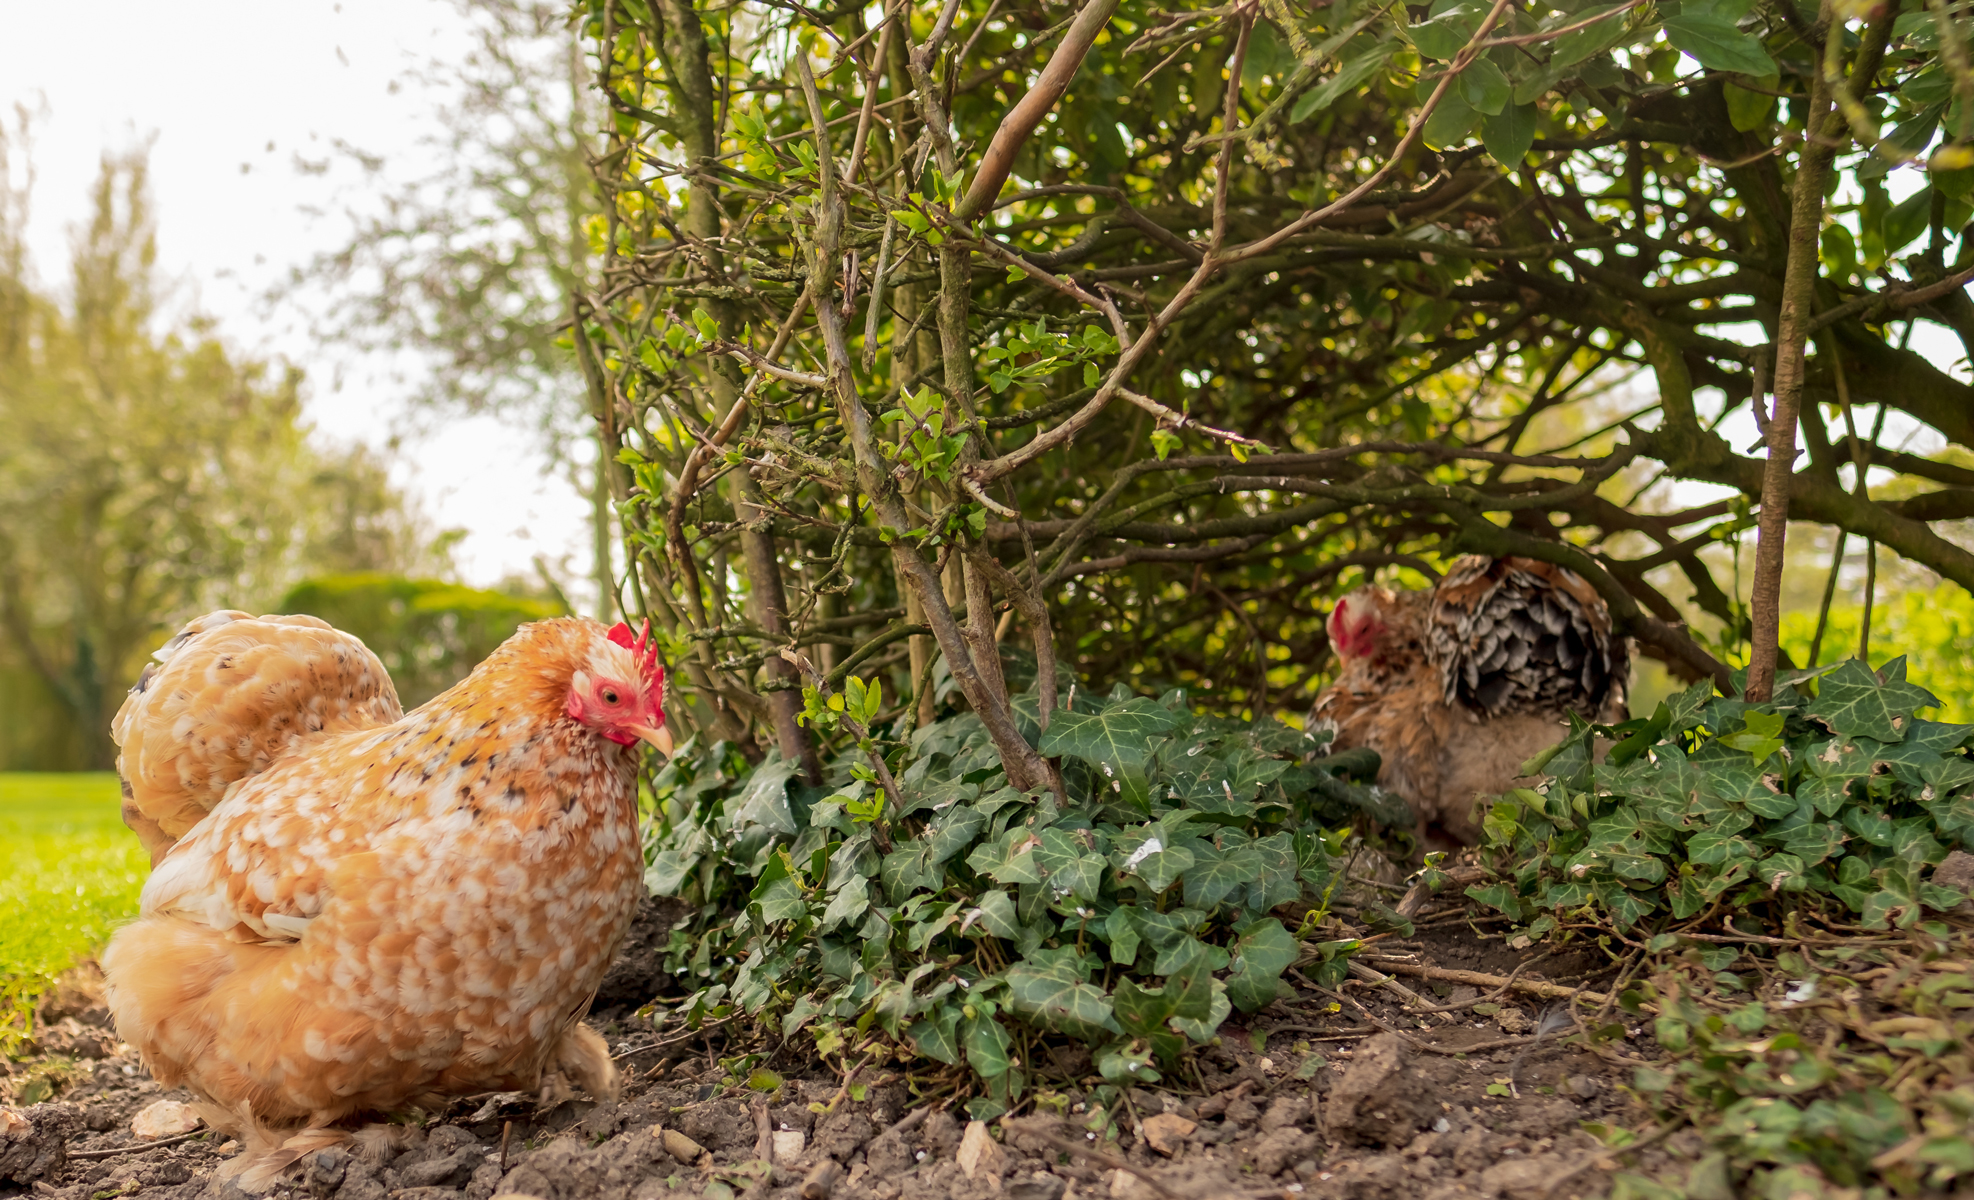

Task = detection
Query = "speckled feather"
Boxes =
[113,612,403,866]
[1428,556,1628,721]
[102,616,649,1137]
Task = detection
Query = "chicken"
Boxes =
[100,612,674,1184]
[1313,556,1629,845]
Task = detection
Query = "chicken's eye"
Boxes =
[601,688,621,705]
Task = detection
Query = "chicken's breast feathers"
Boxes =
[115,612,402,864]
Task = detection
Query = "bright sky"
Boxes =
[0,0,593,593]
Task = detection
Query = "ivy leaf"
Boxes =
[962,1010,1014,1077]
[822,874,871,931]
[968,826,1045,886]
[966,890,1022,940]
[1182,843,1266,910]
[1225,919,1300,1012]
[925,804,988,866]
[910,1004,961,1065]
[755,875,808,924]
[881,842,941,901]
[1808,660,1940,741]
[1116,832,1196,894]
[727,755,800,834]
[1718,710,1786,764]
[1006,962,1121,1041]
[1040,698,1183,774]
[1663,12,1777,76]
[1168,977,1233,1043]
[1246,832,1302,913]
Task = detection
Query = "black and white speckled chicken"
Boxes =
[1312,556,1630,844]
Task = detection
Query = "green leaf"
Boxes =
[1718,709,1786,763]
[1663,12,1777,77]
[1182,843,1266,909]
[822,874,871,931]
[1226,918,1300,1012]
[1423,91,1478,150]
[1459,58,1511,116]
[1481,102,1537,167]
[1040,698,1183,775]
[756,875,808,924]
[1411,2,1485,60]
[1168,977,1232,1043]
[962,1010,1014,1077]
[904,1006,959,1065]
[1550,3,1634,67]
[1724,77,1778,131]
[728,755,800,834]
[1006,961,1120,1040]
[968,826,1045,886]
[1808,659,1940,741]
[1293,45,1397,123]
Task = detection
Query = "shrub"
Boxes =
[639,679,1390,1117]
[1470,657,1974,938]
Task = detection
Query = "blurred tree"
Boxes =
[0,132,441,769]
[290,0,617,614]
[278,573,565,707]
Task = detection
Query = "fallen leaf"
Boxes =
[1140,1112,1196,1156]
[956,1119,1007,1181]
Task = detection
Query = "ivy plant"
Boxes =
[639,681,1388,1117]
[1471,658,1974,938]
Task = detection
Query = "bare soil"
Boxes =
[1,900,1692,1200]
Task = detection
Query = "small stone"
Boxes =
[1482,1155,1567,1200]
[131,1099,201,1139]
[488,1194,549,1200]
[773,1129,807,1161]
[1568,1074,1599,1098]
[956,1120,1007,1182]
[1934,849,1974,893]
[661,1128,706,1162]
[1140,1113,1196,1157]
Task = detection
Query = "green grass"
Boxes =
[0,773,147,1049]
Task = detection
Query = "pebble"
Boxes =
[130,1099,200,1140]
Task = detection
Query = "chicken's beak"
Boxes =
[627,723,676,757]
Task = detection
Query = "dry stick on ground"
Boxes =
[1319,987,1548,1056]
[1014,1123,1179,1200]
[1353,958,1646,1010]
[68,1131,205,1160]
[1346,960,1458,1023]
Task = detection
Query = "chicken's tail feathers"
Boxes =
[114,610,402,861]
[1428,556,1628,719]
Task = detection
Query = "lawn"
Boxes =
[0,773,146,1049]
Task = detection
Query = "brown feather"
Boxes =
[1313,557,1629,845]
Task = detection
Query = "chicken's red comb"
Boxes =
[606,620,667,710]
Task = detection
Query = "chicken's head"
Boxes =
[1327,591,1386,661]
[564,620,675,756]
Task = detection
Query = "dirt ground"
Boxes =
[0,899,1693,1200]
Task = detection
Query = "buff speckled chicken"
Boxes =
[1312,556,1629,845]
[100,611,673,1185]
